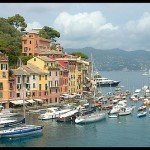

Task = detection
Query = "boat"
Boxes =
[38,107,72,120]
[56,109,79,122]
[138,106,146,111]
[75,112,106,124]
[118,107,132,116]
[142,70,150,76]
[0,58,44,138]
[137,111,147,118]
[95,77,120,87]
[0,124,43,138]
[108,114,118,118]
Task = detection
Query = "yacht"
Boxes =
[118,107,132,116]
[95,77,120,87]
[38,107,72,120]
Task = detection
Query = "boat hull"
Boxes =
[0,126,43,138]
[97,81,120,87]
[75,113,106,124]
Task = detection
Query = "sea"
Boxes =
[0,71,150,147]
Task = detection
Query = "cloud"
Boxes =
[53,11,150,51]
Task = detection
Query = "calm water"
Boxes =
[0,71,150,147]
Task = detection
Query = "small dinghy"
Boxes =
[137,111,147,118]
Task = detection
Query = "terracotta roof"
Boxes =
[11,65,48,76]
[39,50,63,55]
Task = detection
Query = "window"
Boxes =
[49,81,52,87]
[24,47,28,52]
[24,41,27,44]
[34,58,36,61]
[45,84,48,90]
[17,77,21,83]
[30,41,31,44]
[0,82,3,90]
[49,89,51,94]
[17,93,20,98]
[33,83,35,88]
[0,92,3,98]
[44,91,48,96]
[55,98,57,103]
[2,72,6,78]
[45,75,47,80]
[39,84,41,90]
[17,84,21,90]
[39,92,41,96]
[32,92,35,97]
[33,75,35,79]
[56,89,57,93]
[1,64,7,70]
[56,71,57,76]
[50,98,52,103]
[49,72,51,76]
[39,75,41,80]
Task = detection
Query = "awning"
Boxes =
[10,100,29,105]
[26,99,35,104]
[34,99,43,103]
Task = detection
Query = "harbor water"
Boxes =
[0,71,150,147]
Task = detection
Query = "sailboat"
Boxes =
[0,58,44,138]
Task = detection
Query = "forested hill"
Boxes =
[64,47,150,71]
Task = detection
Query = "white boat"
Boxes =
[118,107,132,116]
[138,106,146,111]
[75,112,106,124]
[137,111,147,118]
[56,109,79,122]
[95,77,120,87]
[38,107,72,120]
[142,70,150,76]
[0,109,20,118]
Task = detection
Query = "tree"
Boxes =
[7,14,27,31]
[39,26,60,42]
[0,17,22,67]
[70,52,89,60]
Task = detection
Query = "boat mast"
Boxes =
[19,58,26,123]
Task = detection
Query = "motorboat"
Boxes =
[137,111,147,118]
[118,107,132,116]
[95,77,120,87]
[56,109,79,122]
[138,106,146,111]
[0,109,20,118]
[0,124,44,138]
[75,112,106,124]
[38,107,72,120]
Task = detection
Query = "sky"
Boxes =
[1,3,150,51]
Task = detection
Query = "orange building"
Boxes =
[22,30,51,56]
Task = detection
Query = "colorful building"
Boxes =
[0,52,9,108]
[27,56,60,103]
[22,30,51,56]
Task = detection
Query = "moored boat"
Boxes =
[0,125,44,138]
[75,112,106,124]
[118,107,132,116]
[108,114,118,118]
[137,111,147,118]
[138,106,146,111]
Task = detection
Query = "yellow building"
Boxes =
[0,52,9,108]
[27,56,60,103]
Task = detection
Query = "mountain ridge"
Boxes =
[64,47,150,71]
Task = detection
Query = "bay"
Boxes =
[0,71,150,147]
